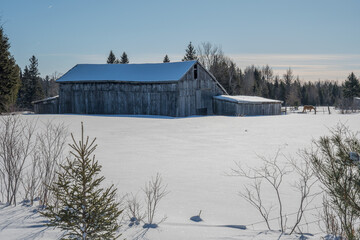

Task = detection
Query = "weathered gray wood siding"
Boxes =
[213,98,281,116]
[59,82,178,116]
[177,64,225,117]
[33,98,59,114]
[354,97,360,109]
[58,62,225,117]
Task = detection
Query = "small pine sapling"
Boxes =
[42,123,123,239]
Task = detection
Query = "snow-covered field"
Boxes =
[0,112,359,239]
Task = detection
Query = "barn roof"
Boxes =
[56,61,197,83]
[213,95,282,104]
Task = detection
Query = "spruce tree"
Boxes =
[42,123,123,239]
[17,56,44,109]
[0,26,21,112]
[343,72,360,98]
[107,50,116,64]
[120,52,129,64]
[182,42,198,61]
[163,55,170,63]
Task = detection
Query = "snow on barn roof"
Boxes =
[56,61,197,83]
[213,95,282,104]
[32,95,59,104]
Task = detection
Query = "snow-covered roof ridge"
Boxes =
[56,61,197,83]
[32,95,59,104]
[214,95,282,103]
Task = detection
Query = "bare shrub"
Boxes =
[126,193,146,225]
[37,120,67,206]
[0,115,37,205]
[0,116,67,206]
[288,155,318,234]
[22,149,41,205]
[143,173,168,227]
[319,196,341,237]
[231,149,317,234]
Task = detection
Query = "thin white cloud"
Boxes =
[228,54,360,82]
[39,53,359,82]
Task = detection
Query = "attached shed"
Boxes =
[32,96,59,114]
[213,95,282,116]
[56,61,226,117]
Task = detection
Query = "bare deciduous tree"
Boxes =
[0,115,37,205]
[126,193,146,225]
[197,42,224,70]
[37,120,67,206]
[22,149,41,205]
[143,173,168,227]
[239,178,272,230]
[231,149,317,234]
[288,155,318,234]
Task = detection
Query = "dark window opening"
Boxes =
[194,64,198,79]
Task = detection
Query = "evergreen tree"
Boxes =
[253,68,262,95]
[301,85,308,105]
[120,52,129,64]
[343,72,360,98]
[182,42,198,61]
[287,78,302,107]
[279,81,286,103]
[307,125,360,239]
[107,50,116,64]
[0,26,21,112]
[17,56,44,109]
[41,73,59,98]
[163,55,170,63]
[42,123,123,240]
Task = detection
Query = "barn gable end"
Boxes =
[177,63,226,116]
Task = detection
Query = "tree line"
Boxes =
[108,42,359,107]
[0,26,59,112]
[191,42,358,107]
[1,24,359,113]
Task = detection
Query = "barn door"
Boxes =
[195,90,208,115]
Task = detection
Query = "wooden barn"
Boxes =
[213,95,282,116]
[56,61,226,117]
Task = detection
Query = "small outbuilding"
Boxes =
[32,95,59,114]
[354,97,360,109]
[213,95,282,116]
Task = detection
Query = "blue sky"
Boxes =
[1,0,359,81]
